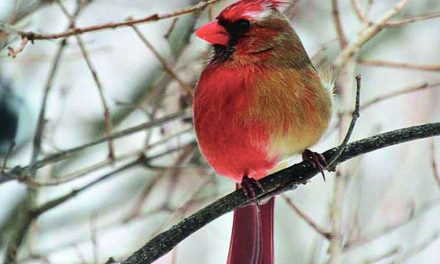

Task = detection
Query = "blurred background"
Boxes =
[0,0,439,263]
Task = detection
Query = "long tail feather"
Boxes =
[227,196,275,264]
[260,197,274,264]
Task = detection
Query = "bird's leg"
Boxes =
[302,149,327,181]
[240,174,264,205]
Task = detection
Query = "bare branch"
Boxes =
[164,18,179,39]
[1,142,15,172]
[76,36,116,159]
[360,81,440,111]
[358,59,440,72]
[334,0,411,68]
[131,25,193,96]
[387,11,440,26]
[3,3,84,260]
[364,247,400,263]
[331,0,348,48]
[122,122,440,263]
[32,141,195,216]
[7,36,29,57]
[7,0,223,42]
[25,128,192,188]
[32,160,140,217]
[55,0,115,159]
[344,199,440,251]
[282,195,331,239]
[0,109,190,185]
[350,0,368,23]
[326,75,361,170]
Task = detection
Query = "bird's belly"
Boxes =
[195,112,278,182]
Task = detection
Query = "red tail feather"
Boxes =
[227,197,274,264]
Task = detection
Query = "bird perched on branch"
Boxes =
[193,0,333,263]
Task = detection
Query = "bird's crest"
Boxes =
[218,0,287,21]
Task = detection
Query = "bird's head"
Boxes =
[195,0,300,62]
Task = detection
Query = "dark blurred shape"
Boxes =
[0,80,19,154]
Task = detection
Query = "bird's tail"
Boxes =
[226,196,275,264]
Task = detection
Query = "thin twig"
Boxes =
[76,37,115,159]
[0,110,190,185]
[359,81,440,111]
[124,144,195,222]
[343,199,440,251]
[282,195,331,239]
[55,0,116,160]
[131,25,193,96]
[324,71,362,262]
[358,59,440,72]
[334,0,411,68]
[350,0,367,23]
[8,0,223,42]
[332,0,348,48]
[32,159,141,216]
[326,75,361,170]
[364,0,374,18]
[3,3,83,262]
[7,36,29,57]
[160,145,196,211]
[387,11,440,26]
[164,18,179,39]
[26,128,192,188]
[30,110,189,170]
[9,0,20,24]
[32,141,195,216]
[123,173,163,223]
[329,49,359,264]
[364,247,400,263]
[1,142,15,172]
[30,38,68,172]
[148,175,215,240]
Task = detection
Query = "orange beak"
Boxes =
[195,21,229,46]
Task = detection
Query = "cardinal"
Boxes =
[193,0,333,263]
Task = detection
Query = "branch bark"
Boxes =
[122,122,440,264]
[4,0,223,42]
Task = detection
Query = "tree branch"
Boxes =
[3,0,223,54]
[331,0,347,48]
[334,0,410,68]
[0,109,190,185]
[122,122,440,264]
[358,59,440,72]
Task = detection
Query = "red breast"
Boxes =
[193,64,278,182]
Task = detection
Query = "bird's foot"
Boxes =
[302,149,327,181]
[240,175,264,205]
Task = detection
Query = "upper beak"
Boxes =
[195,21,229,46]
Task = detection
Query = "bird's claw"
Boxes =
[240,175,264,205]
[302,149,327,181]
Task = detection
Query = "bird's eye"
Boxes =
[235,19,251,33]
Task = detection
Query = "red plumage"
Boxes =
[194,64,278,182]
[218,0,286,21]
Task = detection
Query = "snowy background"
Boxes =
[0,0,439,263]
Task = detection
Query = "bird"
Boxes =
[193,0,333,263]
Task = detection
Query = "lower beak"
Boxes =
[195,21,229,46]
